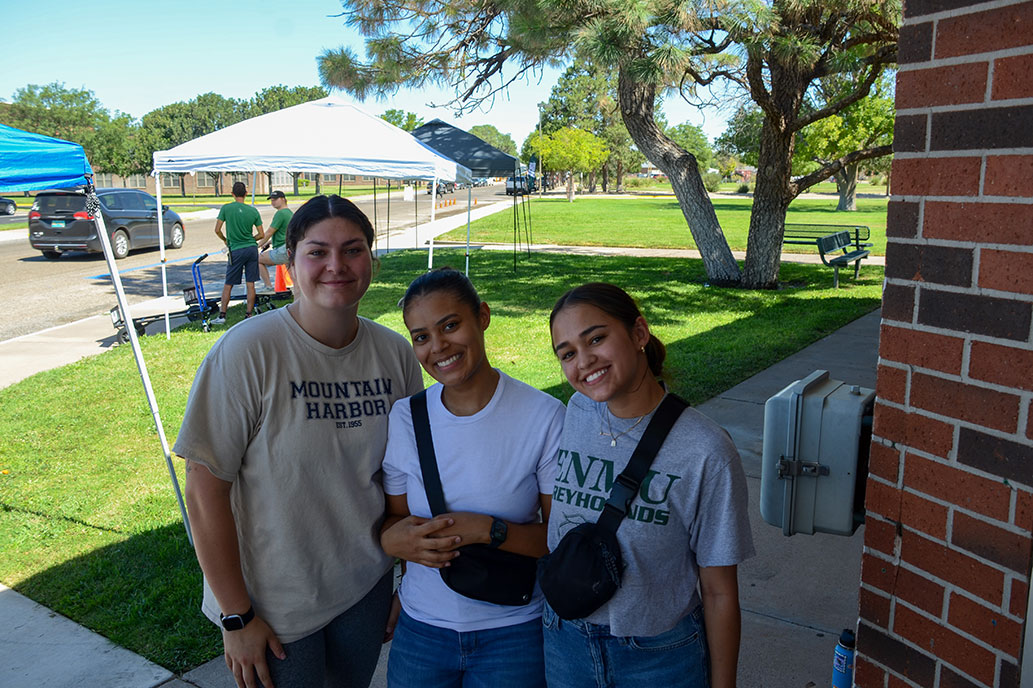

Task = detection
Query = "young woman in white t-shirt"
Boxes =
[380,268,565,688]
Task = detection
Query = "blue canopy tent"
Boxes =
[0,124,190,543]
[0,123,93,190]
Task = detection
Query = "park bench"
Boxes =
[783,223,872,252]
[783,223,872,288]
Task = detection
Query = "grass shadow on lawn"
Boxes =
[13,521,218,674]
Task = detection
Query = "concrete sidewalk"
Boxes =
[0,212,880,687]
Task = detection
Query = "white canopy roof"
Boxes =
[152,96,471,183]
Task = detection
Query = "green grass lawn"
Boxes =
[443,196,889,255]
[0,248,883,672]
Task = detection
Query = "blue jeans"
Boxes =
[542,603,710,688]
[263,570,392,688]
[387,609,546,688]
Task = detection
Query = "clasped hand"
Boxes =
[381,512,491,568]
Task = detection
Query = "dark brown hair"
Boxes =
[231,181,247,198]
[286,194,375,266]
[550,282,666,377]
[401,267,480,317]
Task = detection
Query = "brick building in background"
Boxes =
[857,0,1033,685]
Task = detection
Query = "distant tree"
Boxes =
[246,85,328,117]
[530,127,609,201]
[91,113,143,180]
[380,108,425,131]
[1,82,109,165]
[539,62,642,192]
[665,123,713,173]
[795,75,895,210]
[468,124,517,156]
[714,106,764,167]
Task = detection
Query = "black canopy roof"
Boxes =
[410,119,519,177]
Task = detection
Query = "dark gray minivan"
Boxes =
[28,188,185,260]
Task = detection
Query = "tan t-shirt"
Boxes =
[173,307,423,642]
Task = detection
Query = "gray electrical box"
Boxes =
[760,370,875,536]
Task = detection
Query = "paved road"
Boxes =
[0,185,507,341]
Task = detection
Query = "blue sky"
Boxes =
[2,0,729,147]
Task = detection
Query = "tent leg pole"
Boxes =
[373,178,378,255]
[428,176,438,271]
[155,177,170,338]
[93,204,191,546]
[465,185,472,276]
[386,180,391,255]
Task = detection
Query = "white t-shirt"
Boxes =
[383,371,565,632]
[173,307,424,642]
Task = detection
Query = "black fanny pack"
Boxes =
[411,390,538,606]
[537,394,688,620]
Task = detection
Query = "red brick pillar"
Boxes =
[857,1,1033,686]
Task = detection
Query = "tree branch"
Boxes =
[791,65,883,132]
[792,144,892,196]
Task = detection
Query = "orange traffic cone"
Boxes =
[275,264,293,292]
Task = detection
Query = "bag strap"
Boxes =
[596,394,689,534]
[410,390,448,516]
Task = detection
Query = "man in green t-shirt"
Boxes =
[213,181,264,324]
[258,190,293,291]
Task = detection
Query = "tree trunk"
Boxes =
[266,172,274,194]
[617,160,625,192]
[588,170,597,193]
[315,174,322,195]
[566,172,575,202]
[179,174,186,196]
[835,164,859,211]
[742,120,795,289]
[292,173,300,195]
[602,165,609,193]
[617,69,741,285]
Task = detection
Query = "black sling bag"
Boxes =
[410,390,538,606]
[537,393,688,620]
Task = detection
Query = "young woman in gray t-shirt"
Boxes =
[546,283,755,688]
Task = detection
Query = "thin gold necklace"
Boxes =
[601,410,646,448]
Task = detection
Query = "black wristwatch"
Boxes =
[488,517,508,548]
[220,606,255,631]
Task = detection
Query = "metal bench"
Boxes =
[783,223,872,253]
[817,231,870,288]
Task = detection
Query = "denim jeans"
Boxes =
[387,609,546,688]
[542,602,710,688]
[262,570,392,688]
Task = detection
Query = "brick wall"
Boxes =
[858,0,1033,685]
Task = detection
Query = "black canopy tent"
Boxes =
[411,119,520,177]
[411,119,531,272]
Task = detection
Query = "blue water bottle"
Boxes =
[832,628,855,688]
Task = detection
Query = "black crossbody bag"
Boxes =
[537,393,688,620]
[410,390,538,606]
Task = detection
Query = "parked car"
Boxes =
[0,197,17,215]
[28,188,185,260]
[506,175,536,195]
[426,181,456,194]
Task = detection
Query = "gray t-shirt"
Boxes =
[173,307,423,642]
[547,392,755,637]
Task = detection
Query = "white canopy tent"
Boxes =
[150,97,472,333]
